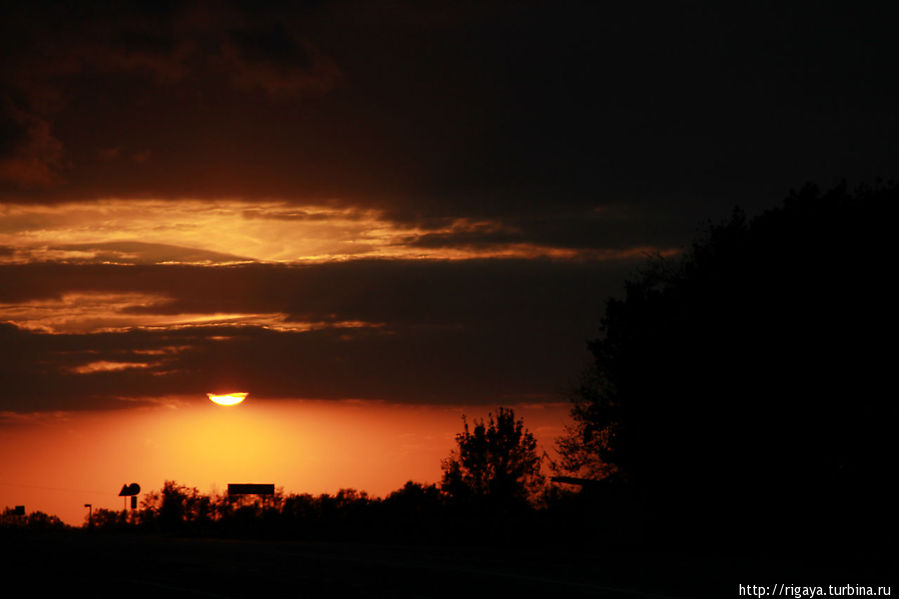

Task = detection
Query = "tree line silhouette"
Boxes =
[0,508,66,531]
[3,408,571,544]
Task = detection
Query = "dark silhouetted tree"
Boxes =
[441,407,544,506]
[1,508,67,530]
[557,182,895,546]
[148,480,211,530]
[89,508,129,530]
[25,511,66,530]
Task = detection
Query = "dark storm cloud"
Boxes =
[0,258,637,411]
[0,0,342,194]
[0,320,577,411]
[222,22,341,96]
[0,322,161,411]
[0,258,634,326]
[0,100,64,188]
[1,0,894,236]
[0,102,29,156]
[398,206,691,251]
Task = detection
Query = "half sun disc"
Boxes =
[207,392,248,406]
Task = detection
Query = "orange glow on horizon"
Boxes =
[207,392,248,406]
[0,400,570,526]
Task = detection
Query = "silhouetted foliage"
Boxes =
[1,507,67,530]
[557,182,896,547]
[441,407,544,508]
[88,508,132,530]
[127,481,228,533]
[76,407,556,543]
[385,481,442,515]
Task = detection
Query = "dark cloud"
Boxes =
[0,319,591,411]
[398,206,692,251]
[219,22,342,97]
[0,1,894,231]
[0,258,635,323]
[0,99,64,189]
[0,102,28,156]
[0,0,343,197]
[228,22,311,65]
[0,258,638,411]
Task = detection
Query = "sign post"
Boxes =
[118,483,141,514]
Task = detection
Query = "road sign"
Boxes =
[118,483,141,496]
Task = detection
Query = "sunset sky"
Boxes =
[2,1,897,524]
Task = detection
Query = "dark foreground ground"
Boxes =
[1,531,893,598]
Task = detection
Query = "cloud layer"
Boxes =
[0,258,639,411]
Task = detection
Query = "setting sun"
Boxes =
[207,392,249,406]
